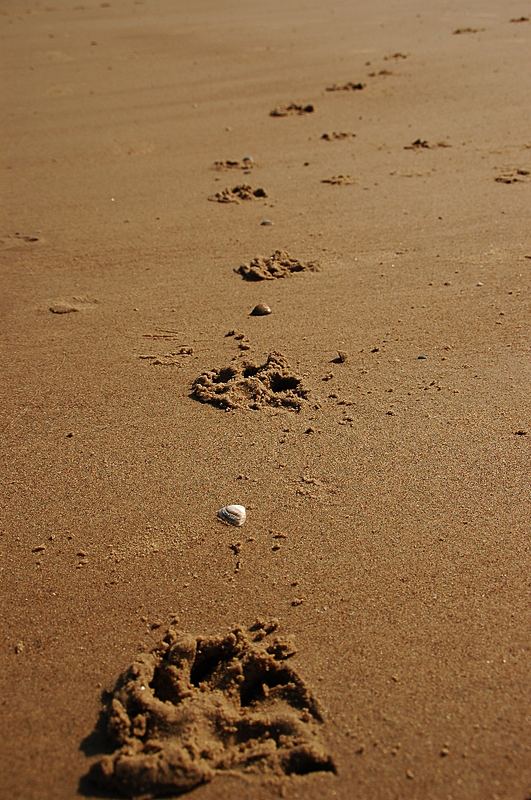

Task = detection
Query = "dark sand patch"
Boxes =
[321,175,355,185]
[325,81,365,92]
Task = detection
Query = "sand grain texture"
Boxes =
[1,0,530,799]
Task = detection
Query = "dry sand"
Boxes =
[1,0,530,798]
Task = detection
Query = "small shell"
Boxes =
[250,303,272,316]
[217,504,246,527]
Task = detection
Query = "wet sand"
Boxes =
[1,0,530,798]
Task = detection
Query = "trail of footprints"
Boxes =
[140,35,530,418]
[89,22,530,796]
[198,58,406,414]
[197,41,529,415]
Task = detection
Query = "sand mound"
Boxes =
[191,352,308,411]
[87,622,335,798]
[235,250,319,281]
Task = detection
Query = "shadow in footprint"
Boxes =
[79,701,118,798]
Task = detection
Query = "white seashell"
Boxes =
[217,504,246,527]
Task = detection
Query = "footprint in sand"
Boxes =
[494,168,530,184]
[235,250,319,281]
[0,232,42,250]
[85,621,335,797]
[208,185,267,203]
[270,103,314,117]
[325,81,365,92]
[321,175,355,186]
[192,352,309,411]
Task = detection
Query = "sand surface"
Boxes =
[1,0,530,798]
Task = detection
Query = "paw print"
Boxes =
[86,621,336,797]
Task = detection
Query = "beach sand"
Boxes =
[1,0,530,797]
